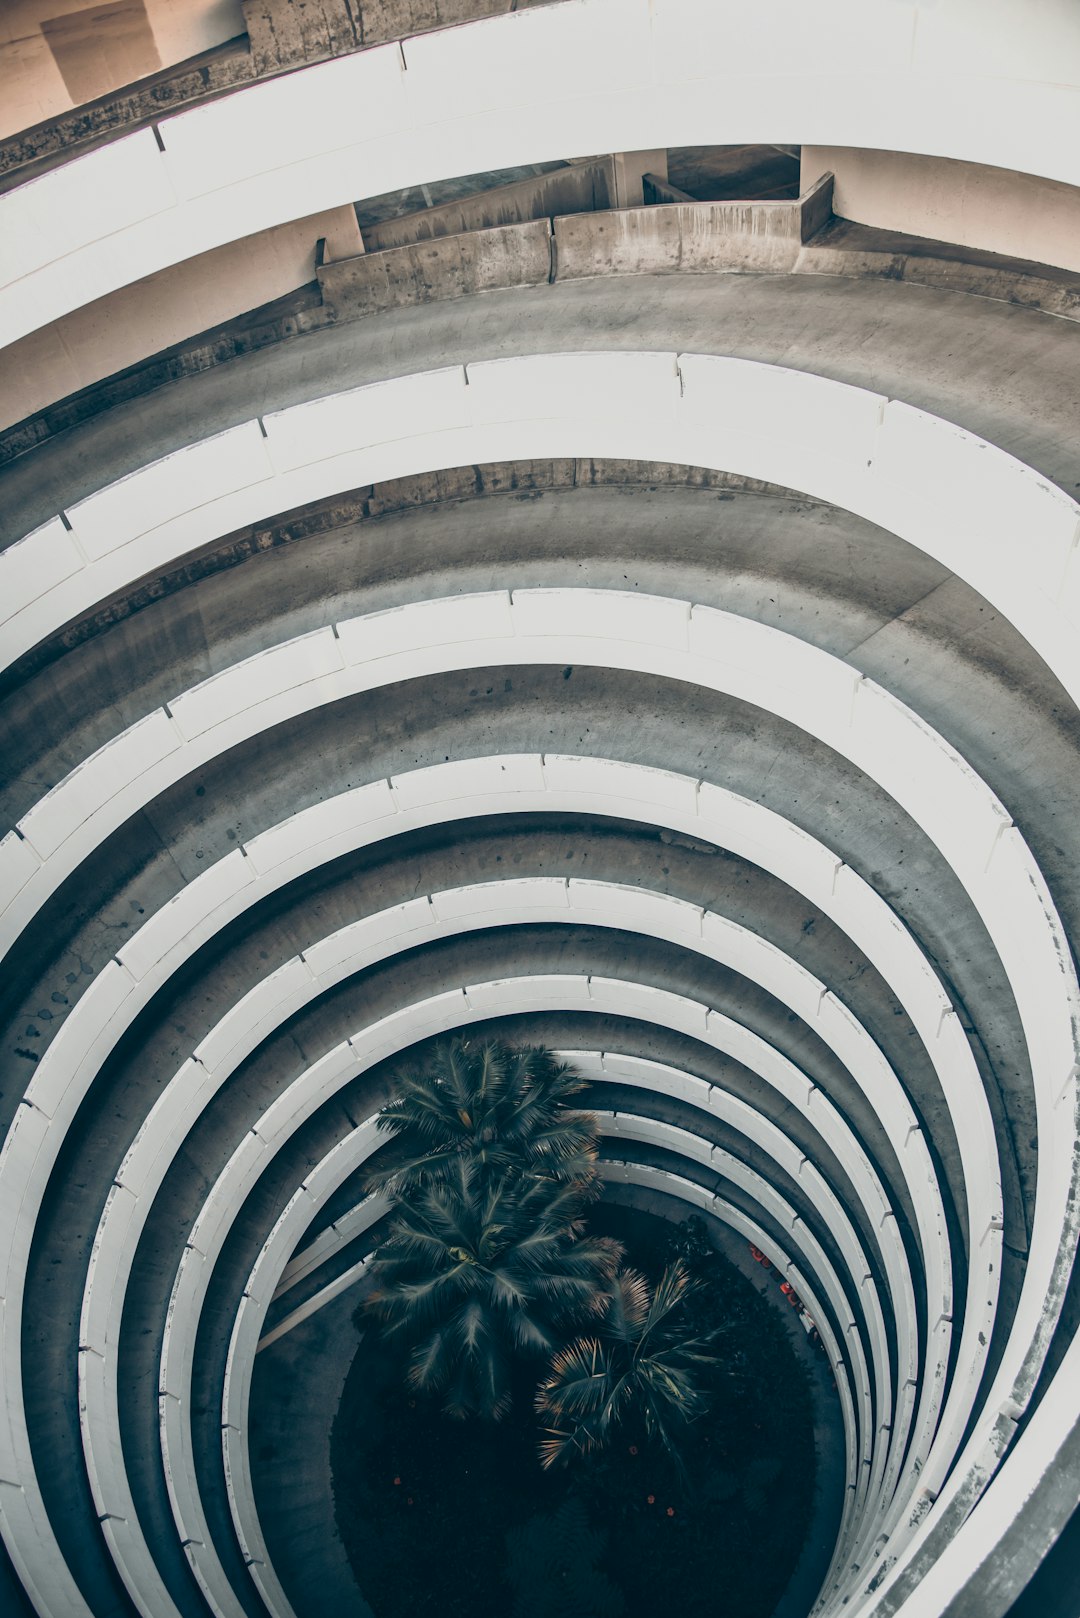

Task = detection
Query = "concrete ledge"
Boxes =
[796,218,1080,320]
[319,217,552,318]
[5,353,1079,716]
[361,157,611,251]
[9,177,1080,460]
[554,201,801,277]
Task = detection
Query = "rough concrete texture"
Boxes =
[250,1290,375,1618]
[320,216,553,316]
[242,0,525,72]
[8,226,1080,485]
[13,174,1080,462]
[360,157,613,251]
[0,40,255,190]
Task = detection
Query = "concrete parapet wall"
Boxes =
[320,216,552,316]
[5,352,1079,707]
[361,156,612,250]
[554,199,804,278]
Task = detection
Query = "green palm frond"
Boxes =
[638,1257,695,1342]
[601,1265,651,1340]
[363,1042,614,1421]
[408,1327,454,1393]
[535,1259,726,1468]
[535,1338,611,1420]
[364,1037,604,1203]
[536,1421,602,1470]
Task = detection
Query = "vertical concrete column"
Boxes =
[612,149,669,208]
[320,205,366,261]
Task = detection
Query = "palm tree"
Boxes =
[364,1037,600,1200]
[534,1261,727,1471]
[365,1154,623,1421]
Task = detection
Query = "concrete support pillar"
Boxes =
[320,205,366,262]
[612,149,669,209]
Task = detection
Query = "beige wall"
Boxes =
[802,145,1080,275]
[0,0,245,139]
[0,203,360,430]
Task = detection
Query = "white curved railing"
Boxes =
[222,1137,859,1618]
[0,360,1075,1611]
[169,982,877,1618]
[2,751,959,1618]
[5,357,1080,710]
[8,583,1031,1479]
[77,883,923,1616]
[2,0,1080,346]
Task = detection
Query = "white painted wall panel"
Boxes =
[305,899,435,983]
[466,351,680,428]
[160,47,407,200]
[0,831,41,916]
[264,367,468,473]
[337,591,513,668]
[0,130,172,286]
[244,780,398,880]
[0,518,83,623]
[117,850,254,982]
[65,421,272,564]
[194,958,315,1077]
[169,629,343,743]
[19,710,180,862]
[511,587,689,649]
[544,754,697,815]
[390,753,546,809]
[431,877,568,923]
[590,976,708,1038]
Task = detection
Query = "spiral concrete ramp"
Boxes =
[1,3,1079,1616]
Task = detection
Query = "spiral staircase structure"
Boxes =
[1,4,1079,1616]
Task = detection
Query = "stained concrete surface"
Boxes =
[4,272,1080,545]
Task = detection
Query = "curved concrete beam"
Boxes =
[163,983,880,1618]
[75,888,924,1614]
[8,585,1030,1443]
[5,357,1080,710]
[221,1114,859,1618]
